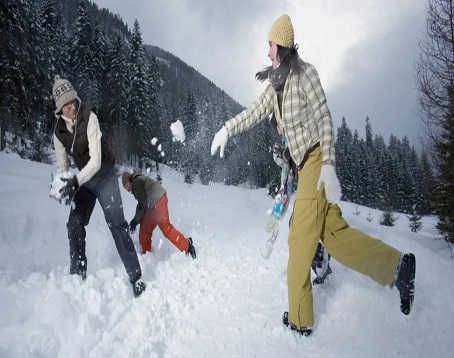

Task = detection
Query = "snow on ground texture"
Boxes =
[0,150,453,358]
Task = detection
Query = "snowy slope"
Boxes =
[0,150,453,358]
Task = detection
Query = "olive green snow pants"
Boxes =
[287,147,401,329]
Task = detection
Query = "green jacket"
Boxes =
[224,59,335,168]
[131,171,166,222]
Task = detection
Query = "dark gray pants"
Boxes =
[67,169,142,282]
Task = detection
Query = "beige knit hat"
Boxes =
[268,14,294,48]
[52,75,79,114]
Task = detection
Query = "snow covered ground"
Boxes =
[0,150,453,358]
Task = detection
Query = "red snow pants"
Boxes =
[138,194,189,254]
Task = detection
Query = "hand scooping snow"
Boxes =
[49,171,74,203]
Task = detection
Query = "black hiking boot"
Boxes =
[186,237,196,259]
[131,280,146,298]
[312,264,332,285]
[70,268,87,281]
[395,253,416,315]
[282,311,313,337]
[311,242,332,285]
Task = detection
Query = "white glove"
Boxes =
[211,126,229,158]
[317,164,342,204]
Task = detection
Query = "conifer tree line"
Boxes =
[335,116,433,216]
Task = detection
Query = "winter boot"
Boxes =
[70,269,87,280]
[311,242,331,285]
[312,264,332,285]
[186,237,196,259]
[131,279,147,298]
[395,253,416,315]
[282,311,313,337]
[69,260,87,281]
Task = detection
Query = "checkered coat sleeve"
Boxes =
[224,60,335,167]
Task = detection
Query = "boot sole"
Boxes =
[282,312,313,337]
[312,265,332,285]
[400,253,416,315]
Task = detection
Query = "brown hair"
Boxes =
[255,44,300,83]
[121,171,132,188]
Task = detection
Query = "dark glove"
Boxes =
[129,218,139,234]
[60,176,79,205]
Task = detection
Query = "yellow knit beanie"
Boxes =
[268,14,294,48]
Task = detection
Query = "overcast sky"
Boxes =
[92,0,427,149]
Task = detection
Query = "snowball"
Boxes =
[170,120,185,143]
[49,171,74,203]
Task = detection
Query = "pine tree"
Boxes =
[419,150,435,215]
[245,120,275,188]
[27,119,53,165]
[408,146,424,214]
[366,209,374,222]
[356,138,367,206]
[107,32,128,161]
[336,117,354,202]
[380,195,397,227]
[373,134,388,209]
[180,90,199,180]
[184,172,194,184]
[182,90,197,140]
[349,130,362,204]
[127,19,151,167]
[212,92,232,183]
[92,20,109,114]
[39,0,68,131]
[147,55,161,170]
[408,212,423,233]
[363,117,382,208]
[0,0,31,137]
[353,205,361,216]
[384,135,400,211]
[397,137,418,213]
[22,2,47,131]
[71,0,98,102]
[198,96,216,185]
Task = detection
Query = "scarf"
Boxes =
[269,63,290,91]
[269,63,290,116]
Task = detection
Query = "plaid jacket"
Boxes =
[224,60,335,168]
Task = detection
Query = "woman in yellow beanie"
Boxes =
[211,14,416,336]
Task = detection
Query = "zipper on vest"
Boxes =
[70,105,81,154]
